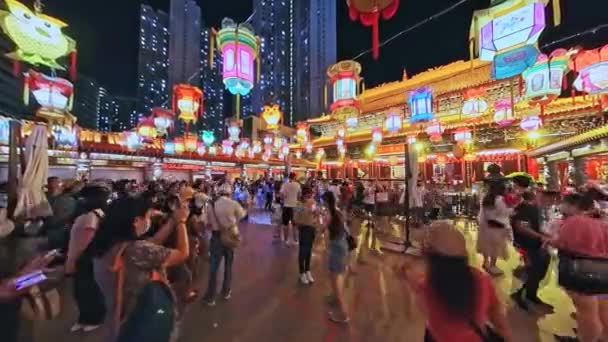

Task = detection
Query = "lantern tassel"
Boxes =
[70,50,77,81]
[552,0,562,26]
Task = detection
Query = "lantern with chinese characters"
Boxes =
[52,125,77,149]
[305,142,313,154]
[454,127,472,145]
[296,122,309,144]
[0,0,77,77]
[470,0,550,79]
[493,99,515,127]
[164,141,176,155]
[263,133,273,146]
[227,119,241,143]
[197,143,206,156]
[184,133,198,152]
[201,130,215,146]
[346,0,399,59]
[425,119,444,143]
[570,44,608,95]
[23,70,74,124]
[372,127,382,143]
[215,18,260,96]
[384,111,403,133]
[222,139,234,155]
[328,60,361,128]
[520,115,542,131]
[252,140,262,154]
[462,88,489,119]
[261,104,282,130]
[136,117,157,142]
[173,137,185,154]
[406,135,417,145]
[151,107,174,136]
[523,49,569,106]
[172,84,203,124]
[409,87,433,123]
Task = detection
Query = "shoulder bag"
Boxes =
[210,201,241,249]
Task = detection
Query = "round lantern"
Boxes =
[124,131,142,150]
[184,133,198,152]
[305,142,313,154]
[425,119,444,143]
[345,114,358,128]
[385,111,403,133]
[172,84,203,124]
[252,140,262,154]
[137,117,157,142]
[328,60,361,127]
[151,107,174,136]
[227,119,241,143]
[453,144,466,159]
[296,122,309,144]
[347,0,399,59]
[197,143,206,156]
[520,115,542,131]
[522,49,569,106]
[493,99,514,127]
[406,135,417,145]
[261,104,282,130]
[164,141,176,155]
[173,137,185,154]
[201,130,216,146]
[372,127,383,143]
[454,128,472,145]
[222,139,234,155]
[215,18,260,96]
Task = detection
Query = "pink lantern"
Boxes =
[520,115,542,131]
[493,99,515,127]
[197,143,206,155]
[425,119,444,143]
[372,127,383,143]
[454,128,472,145]
[222,139,234,155]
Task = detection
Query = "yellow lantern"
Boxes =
[184,133,198,152]
[174,137,185,154]
[261,104,282,130]
[296,122,309,144]
[137,117,157,142]
[172,84,203,124]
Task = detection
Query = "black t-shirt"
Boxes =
[511,202,542,250]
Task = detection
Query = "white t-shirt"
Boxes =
[280,181,301,208]
[207,196,247,232]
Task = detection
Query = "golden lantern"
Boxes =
[184,133,198,152]
[136,117,157,141]
[174,137,185,154]
[172,84,203,124]
[261,104,282,130]
[296,122,309,144]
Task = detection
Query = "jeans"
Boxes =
[522,247,550,299]
[73,255,106,325]
[265,194,273,210]
[203,232,234,300]
[298,226,316,274]
[0,299,21,342]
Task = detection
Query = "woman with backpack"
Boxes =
[65,185,110,333]
[90,196,190,342]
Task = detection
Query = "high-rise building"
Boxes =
[252,0,336,127]
[98,93,137,132]
[72,75,102,129]
[200,27,224,141]
[168,0,201,91]
[136,4,169,123]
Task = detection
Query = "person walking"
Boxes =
[477,181,512,276]
[279,173,301,246]
[295,187,318,285]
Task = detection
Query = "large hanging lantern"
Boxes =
[454,127,472,145]
[520,115,542,131]
[470,0,552,79]
[23,70,74,124]
[494,99,515,127]
[523,49,569,106]
[296,122,309,144]
[173,137,185,154]
[346,0,399,60]
[172,84,203,124]
[328,60,361,128]
[462,88,489,119]
[215,18,260,96]
[151,107,174,136]
[570,44,608,95]
[409,87,433,123]
[372,127,383,143]
[0,0,77,77]
[222,139,234,155]
[384,111,403,133]
[261,104,282,130]
[425,119,444,143]
[227,119,241,143]
[184,133,198,152]
[136,117,157,142]
[201,130,216,146]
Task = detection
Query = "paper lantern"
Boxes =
[520,115,542,131]
[471,0,547,79]
[372,127,382,143]
[0,0,77,76]
[305,142,313,154]
[172,84,203,124]
[261,104,282,130]
[328,60,361,127]
[173,137,185,154]
[296,122,309,144]
[454,128,472,145]
[384,111,403,133]
[462,88,489,118]
[164,141,176,155]
[425,119,444,143]
[409,87,433,123]
[336,138,344,147]
[136,117,157,141]
[252,140,262,154]
[295,150,302,159]
[464,153,477,162]
[227,119,241,143]
[52,125,77,149]
[184,133,198,152]
[197,143,206,156]
[493,99,515,127]
[151,107,174,136]
[347,0,399,59]
[222,139,234,155]
[216,18,260,96]
[201,130,215,146]
[406,135,417,145]
[235,148,244,159]
[263,133,273,146]
[208,146,217,155]
[523,49,569,106]
[570,44,608,94]
[23,70,74,124]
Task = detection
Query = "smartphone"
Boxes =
[45,249,61,259]
[14,271,47,290]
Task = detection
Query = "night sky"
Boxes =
[39,0,608,97]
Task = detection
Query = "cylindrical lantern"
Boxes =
[520,115,542,131]
[261,104,282,130]
[409,87,434,123]
[172,84,203,124]
[425,119,444,143]
[201,130,216,146]
[523,49,569,106]
[328,60,361,129]
[296,122,309,144]
[184,133,198,152]
[174,137,185,154]
[493,99,515,127]
[227,119,241,143]
[462,88,489,118]
[222,139,234,155]
[372,127,382,143]
[197,143,206,155]
[216,18,260,96]
[454,128,472,145]
[385,111,403,133]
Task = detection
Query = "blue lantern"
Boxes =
[164,141,176,155]
[408,87,433,123]
[201,130,216,147]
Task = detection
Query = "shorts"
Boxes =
[282,206,294,225]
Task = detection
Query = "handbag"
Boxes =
[558,252,608,295]
[210,201,241,249]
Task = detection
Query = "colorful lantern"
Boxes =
[222,139,234,155]
[346,0,399,59]
[136,117,157,141]
[125,131,142,150]
[454,128,472,145]
[470,0,549,79]
[164,141,176,155]
[462,88,489,118]
[23,70,74,124]
[208,146,217,155]
[372,127,382,143]
[409,87,433,123]
[261,104,282,130]
[151,107,174,136]
[336,138,344,147]
[328,60,361,127]
[263,133,273,146]
[493,99,515,127]
[436,154,448,165]
[227,119,241,143]
[281,143,290,156]
[570,44,608,94]
[197,143,206,156]
[235,148,244,159]
[252,140,262,154]
[365,143,376,158]
[0,117,9,145]
[425,119,444,143]
[0,0,77,76]
[215,18,260,96]
[184,133,198,152]
[520,115,542,131]
[384,111,403,133]
[201,130,216,146]
[523,49,569,106]
[172,84,203,124]
[273,137,283,150]
[296,122,309,144]
[52,125,77,149]
[406,135,417,145]
[173,137,185,154]
[305,142,313,154]
[295,150,302,159]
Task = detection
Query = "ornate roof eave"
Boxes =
[527,123,608,158]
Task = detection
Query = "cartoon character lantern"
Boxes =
[522,49,569,107]
[328,60,361,128]
[201,130,215,147]
[347,0,399,60]
[570,44,608,95]
[151,107,174,136]
[172,84,203,124]
[0,0,77,77]
[23,70,73,124]
[261,104,282,130]
[215,18,260,96]
[493,99,515,127]
[409,87,433,123]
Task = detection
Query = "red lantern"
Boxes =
[172,84,203,124]
[425,119,444,143]
[347,0,400,59]
[137,117,157,141]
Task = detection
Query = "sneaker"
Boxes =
[223,291,232,300]
[328,311,350,324]
[82,325,101,333]
[300,273,310,285]
[306,271,315,283]
[202,298,216,306]
[70,323,83,333]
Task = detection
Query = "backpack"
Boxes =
[113,243,175,342]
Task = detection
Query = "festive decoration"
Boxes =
[136,117,157,142]
[406,135,417,145]
[124,131,142,150]
[347,0,399,59]
[215,18,260,96]
[522,49,569,106]
[201,130,215,146]
[296,122,309,144]
[316,148,326,160]
[425,119,444,143]
[464,153,476,162]
[336,126,346,139]
[462,88,489,118]
[252,140,262,154]
[227,119,241,143]
[164,141,176,155]
[184,133,198,152]
[372,127,383,143]
[222,139,234,155]
[336,137,344,147]
[384,111,403,133]
[239,138,250,150]
[338,145,347,157]
[261,104,282,130]
[436,154,448,165]
[262,149,271,161]
[263,133,273,146]
[52,125,77,149]
[0,0,77,75]
[208,146,217,155]
[172,84,203,124]
[281,142,289,156]
[328,60,361,127]
[23,70,74,124]
[493,99,515,127]
[408,87,433,122]
[273,137,282,150]
[151,107,174,136]
[454,127,472,145]
[364,143,376,157]
[197,143,206,156]
[295,150,302,159]
[173,137,185,154]
[305,142,313,154]
[570,44,608,94]
[520,115,542,131]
